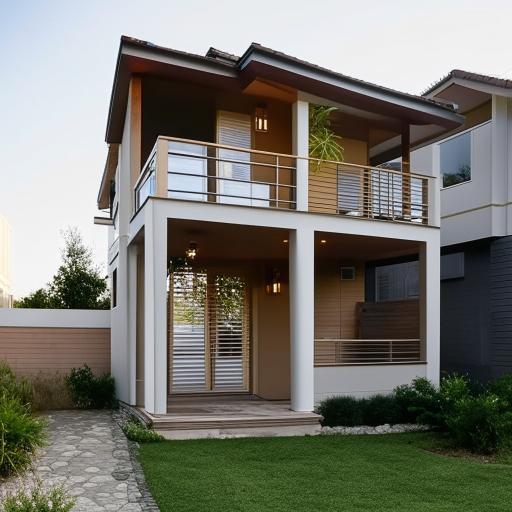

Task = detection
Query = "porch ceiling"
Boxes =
[315,232,420,261]
[167,219,289,261]
[166,219,420,262]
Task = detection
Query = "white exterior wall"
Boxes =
[314,364,427,401]
[109,85,135,405]
[412,95,512,247]
[0,308,110,328]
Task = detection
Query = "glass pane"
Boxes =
[168,143,207,201]
[441,132,471,187]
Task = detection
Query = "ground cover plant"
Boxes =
[1,485,75,512]
[122,419,164,443]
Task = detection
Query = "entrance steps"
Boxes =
[126,396,322,440]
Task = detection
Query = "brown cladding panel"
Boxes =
[0,327,110,376]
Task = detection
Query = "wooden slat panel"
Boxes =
[0,326,110,376]
[358,300,420,339]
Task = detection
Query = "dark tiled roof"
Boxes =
[423,69,512,95]
[120,36,456,112]
[242,43,455,111]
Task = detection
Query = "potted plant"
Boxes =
[309,105,344,171]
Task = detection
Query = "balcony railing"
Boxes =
[314,338,422,366]
[134,136,435,225]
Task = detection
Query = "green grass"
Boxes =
[139,433,512,512]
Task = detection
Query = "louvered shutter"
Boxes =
[217,111,254,205]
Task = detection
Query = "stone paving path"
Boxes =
[0,410,159,512]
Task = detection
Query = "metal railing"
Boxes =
[314,338,422,366]
[134,136,433,225]
[309,161,429,223]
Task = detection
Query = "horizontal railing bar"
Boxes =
[168,150,297,171]
[315,339,420,342]
[167,188,296,205]
[168,171,296,189]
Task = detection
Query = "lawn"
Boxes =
[139,433,512,512]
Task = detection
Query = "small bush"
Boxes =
[0,396,46,477]
[488,374,512,408]
[316,396,363,427]
[394,377,441,425]
[2,485,75,512]
[65,365,117,409]
[0,361,33,407]
[361,395,402,426]
[122,419,164,443]
[445,393,512,454]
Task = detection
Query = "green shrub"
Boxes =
[0,396,46,477]
[445,393,512,454]
[394,377,441,425]
[122,419,164,443]
[2,485,75,512]
[0,361,33,407]
[65,365,117,409]
[488,374,512,408]
[361,395,402,426]
[316,396,363,427]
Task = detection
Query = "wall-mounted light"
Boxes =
[185,241,198,260]
[265,267,281,295]
[254,106,268,133]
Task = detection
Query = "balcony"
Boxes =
[134,137,435,225]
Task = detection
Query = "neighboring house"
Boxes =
[0,215,12,308]
[412,70,512,381]
[96,36,462,427]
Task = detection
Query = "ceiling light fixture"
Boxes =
[185,241,198,260]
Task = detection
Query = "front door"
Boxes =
[169,269,250,394]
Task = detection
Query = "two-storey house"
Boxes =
[96,37,462,436]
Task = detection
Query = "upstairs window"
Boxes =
[440,132,471,188]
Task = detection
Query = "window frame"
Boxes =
[439,120,490,191]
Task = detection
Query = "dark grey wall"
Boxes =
[489,236,512,378]
[441,240,492,381]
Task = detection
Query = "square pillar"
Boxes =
[420,237,440,385]
[127,243,138,405]
[289,227,315,411]
[292,100,309,211]
[143,202,168,414]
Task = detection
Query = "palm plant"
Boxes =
[309,105,344,171]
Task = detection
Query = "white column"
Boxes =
[289,226,315,411]
[127,243,138,405]
[420,236,440,385]
[292,100,309,211]
[143,202,168,414]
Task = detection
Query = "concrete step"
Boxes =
[149,413,321,431]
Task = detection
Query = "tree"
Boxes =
[14,288,53,308]
[15,228,110,310]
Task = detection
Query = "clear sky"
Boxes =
[1,0,511,297]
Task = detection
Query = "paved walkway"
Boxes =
[0,410,158,512]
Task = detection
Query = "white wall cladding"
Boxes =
[314,364,427,402]
[0,308,110,328]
